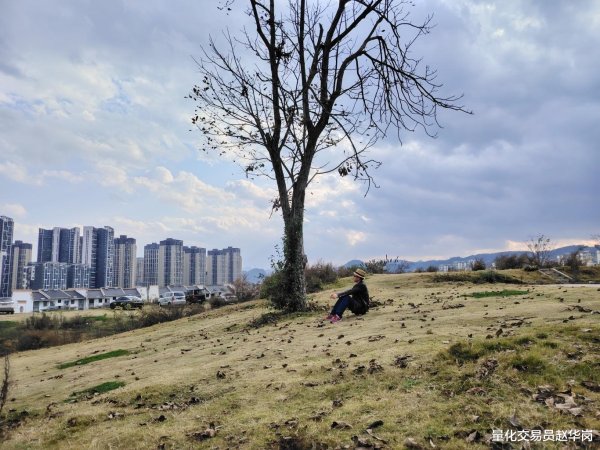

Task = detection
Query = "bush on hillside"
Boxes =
[305,261,338,293]
[260,257,340,300]
[209,296,228,309]
[471,258,486,271]
[494,254,528,270]
[233,274,260,302]
[433,271,522,284]
[259,270,283,301]
[337,264,362,278]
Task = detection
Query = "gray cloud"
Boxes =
[1,0,598,268]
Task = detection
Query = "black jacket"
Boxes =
[338,280,370,314]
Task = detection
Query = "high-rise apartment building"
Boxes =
[113,235,136,288]
[143,243,159,286]
[82,226,114,288]
[96,227,114,288]
[28,262,68,290]
[37,228,53,263]
[183,246,207,286]
[58,227,81,264]
[67,264,90,288]
[10,240,32,291]
[207,247,242,286]
[136,257,144,286]
[158,238,183,287]
[38,227,80,264]
[0,216,14,297]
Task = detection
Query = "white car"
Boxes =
[158,291,186,306]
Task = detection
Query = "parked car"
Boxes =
[0,298,14,314]
[185,288,210,304]
[110,296,144,309]
[158,291,186,306]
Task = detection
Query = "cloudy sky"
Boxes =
[1,0,599,270]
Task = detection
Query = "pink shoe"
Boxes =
[330,314,342,323]
[325,314,333,320]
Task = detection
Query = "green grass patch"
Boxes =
[58,349,130,369]
[67,381,126,402]
[86,315,109,322]
[446,340,519,364]
[510,354,547,373]
[400,377,421,390]
[0,321,18,330]
[467,289,529,298]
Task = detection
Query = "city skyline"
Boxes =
[1,2,598,269]
[0,214,243,294]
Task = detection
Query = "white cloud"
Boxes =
[0,161,31,184]
[0,203,27,218]
[346,231,367,246]
[41,170,84,184]
[155,167,174,184]
[95,163,133,193]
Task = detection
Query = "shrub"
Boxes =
[16,330,64,351]
[305,260,338,294]
[471,258,486,271]
[259,271,283,300]
[474,271,522,284]
[364,255,406,274]
[433,271,522,284]
[337,264,362,278]
[24,313,61,330]
[209,297,228,309]
[233,275,260,302]
[494,254,528,270]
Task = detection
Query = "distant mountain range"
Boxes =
[244,245,598,282]
[244,268,268,284]
[343,245,597,272]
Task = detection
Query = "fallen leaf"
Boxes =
[508,412,522,428]
[366,428,388,443]
[367,419,384,429]
[466,430,481,443]
[331,421,353,429]
[466,387,486,396]
[582,380,600,392]
[403,437,425,449]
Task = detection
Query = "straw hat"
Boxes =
[353,268,367,279]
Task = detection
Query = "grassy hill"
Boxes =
[1,272,599,449]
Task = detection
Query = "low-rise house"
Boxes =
[31,289,81,312]
[86,289,111,309]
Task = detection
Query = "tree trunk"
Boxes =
[278,206,307,312]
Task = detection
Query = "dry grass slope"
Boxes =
[2,272,599,449]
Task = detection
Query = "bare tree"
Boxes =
[232,274,260,302]
[526,234,554,268]
[189,0,468,311]
[470,258,486,271]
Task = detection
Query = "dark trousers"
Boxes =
[330,295,351,318]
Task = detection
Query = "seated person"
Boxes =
[327,268,369,323]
